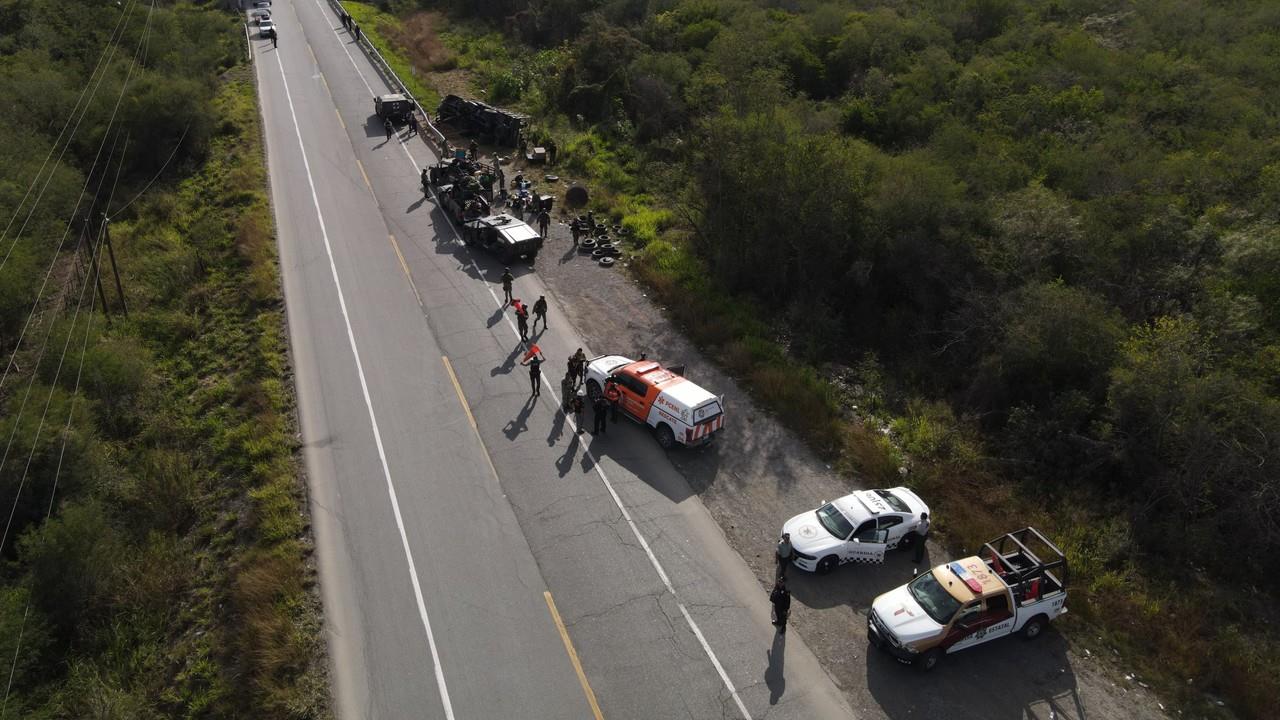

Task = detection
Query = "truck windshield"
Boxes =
[908,572,962,624]
[815,503,854,539]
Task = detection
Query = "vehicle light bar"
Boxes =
[948,562,984,594]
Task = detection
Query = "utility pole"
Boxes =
[86,215,111,322]
[99,213,128,318]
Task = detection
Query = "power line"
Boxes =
[0,0,140,278]
[0,0,148,401]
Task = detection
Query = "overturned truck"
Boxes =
[436,94,527,147]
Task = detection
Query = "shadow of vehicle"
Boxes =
[364,114,388,139]
[583,419,722,505]
[865,628,1085,720]
[786,545,931,611]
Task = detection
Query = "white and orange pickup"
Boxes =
[584,355,725,449]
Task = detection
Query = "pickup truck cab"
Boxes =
[867,527,1068,671]
[584,355,724,449]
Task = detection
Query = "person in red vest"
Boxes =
[604,378,621,423]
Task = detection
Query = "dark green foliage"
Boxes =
[417,0,1280,713]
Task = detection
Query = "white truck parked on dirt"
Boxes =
[583,355,724,449]
[867,527,1068,671]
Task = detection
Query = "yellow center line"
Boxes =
[389,233,423,307]
[307,42,317,64]
[544,591,606,720]
[441,355,500,481]
[355,158,373,190]
[334,107,346,129]
[319,70,332,96]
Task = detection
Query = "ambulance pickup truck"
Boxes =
[584,355,724,449]
[867,527,1068,671]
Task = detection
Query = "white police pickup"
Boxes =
[867,527,1069,671]
[781,487,929,574]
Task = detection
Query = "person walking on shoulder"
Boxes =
[516,304,529,343]
[532,295,548,332]
[521,348,543,397]
[913,512,930,565]
[776,532,793,581]
[500,267,514,305]
[770,579,791,634]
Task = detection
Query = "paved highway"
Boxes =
[252,1,854,717]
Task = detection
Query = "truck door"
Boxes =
[878,515,907,549]
[844,525,888,564]
[611,375,647,419]
[945,595,1016,652]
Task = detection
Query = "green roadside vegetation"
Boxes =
[0,1,326,716]
[358,0,1276,716]
[345,1,441,109]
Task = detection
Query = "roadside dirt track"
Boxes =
[525,204,1170,720]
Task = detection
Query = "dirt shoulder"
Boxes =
[527,198,1170,720]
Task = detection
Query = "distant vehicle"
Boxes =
[867,527,1069,671]
[250,9,270,24]
[460,214,542,263]
[782,487,930,574]
[583,356,725,449]
[374,93,415,125]
[253,0,271,8]
[259,19,276,39]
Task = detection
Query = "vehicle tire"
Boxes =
[598,257,616,268]
[898,533,919,551]
[1021,615,1047,640]
[655,424,676,450]
[586,380,602,400]
[915,648,943,672]
[816,555,839,575]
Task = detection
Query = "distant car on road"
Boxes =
[259,19,276,39]
[782,487,930,574]
[250,8,270,24]
[253,0,271,8]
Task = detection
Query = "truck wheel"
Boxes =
[816,555,839,575]
[898,533,919,551]
[586,380,602,400]
[1021,616,1047,640]
[915,648,942,672]
[655,424,675,450]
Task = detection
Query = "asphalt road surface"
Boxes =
[251,2,854,718]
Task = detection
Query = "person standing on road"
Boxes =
[521,349,543,397]
[408,113,419,136]
[770,579,791,633]
[384,118,393,141]
[537,209,550,238]
[592,393,609,435]
[532,295,548,332]
[604,379,621,422]
[354,24,362,42]
[570,218,581,246]
[516,306,529,343]
[572,389,586,432]
[913,512,930,564]
[560,372,576,412]
[776,532,793,580]
[570,348,587,388]
[500,267,514,305]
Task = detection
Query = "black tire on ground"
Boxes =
[599,257,616,267]
[655,424,675,450]
[1021,616,1047,640]
[915,648,943,672]
[586,379,602,400]
[816,555,839,575]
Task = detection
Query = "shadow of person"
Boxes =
[765,631,786,705]
[559,245,578,265]
[555,430,580,477]
[407,195,427,213]
[491,345,522,377]
[503,394,536,440]
[547,407,567,447]
[486,305,506,329]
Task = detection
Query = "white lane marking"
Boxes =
[309,4,752,717]
[268,39,457,720]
